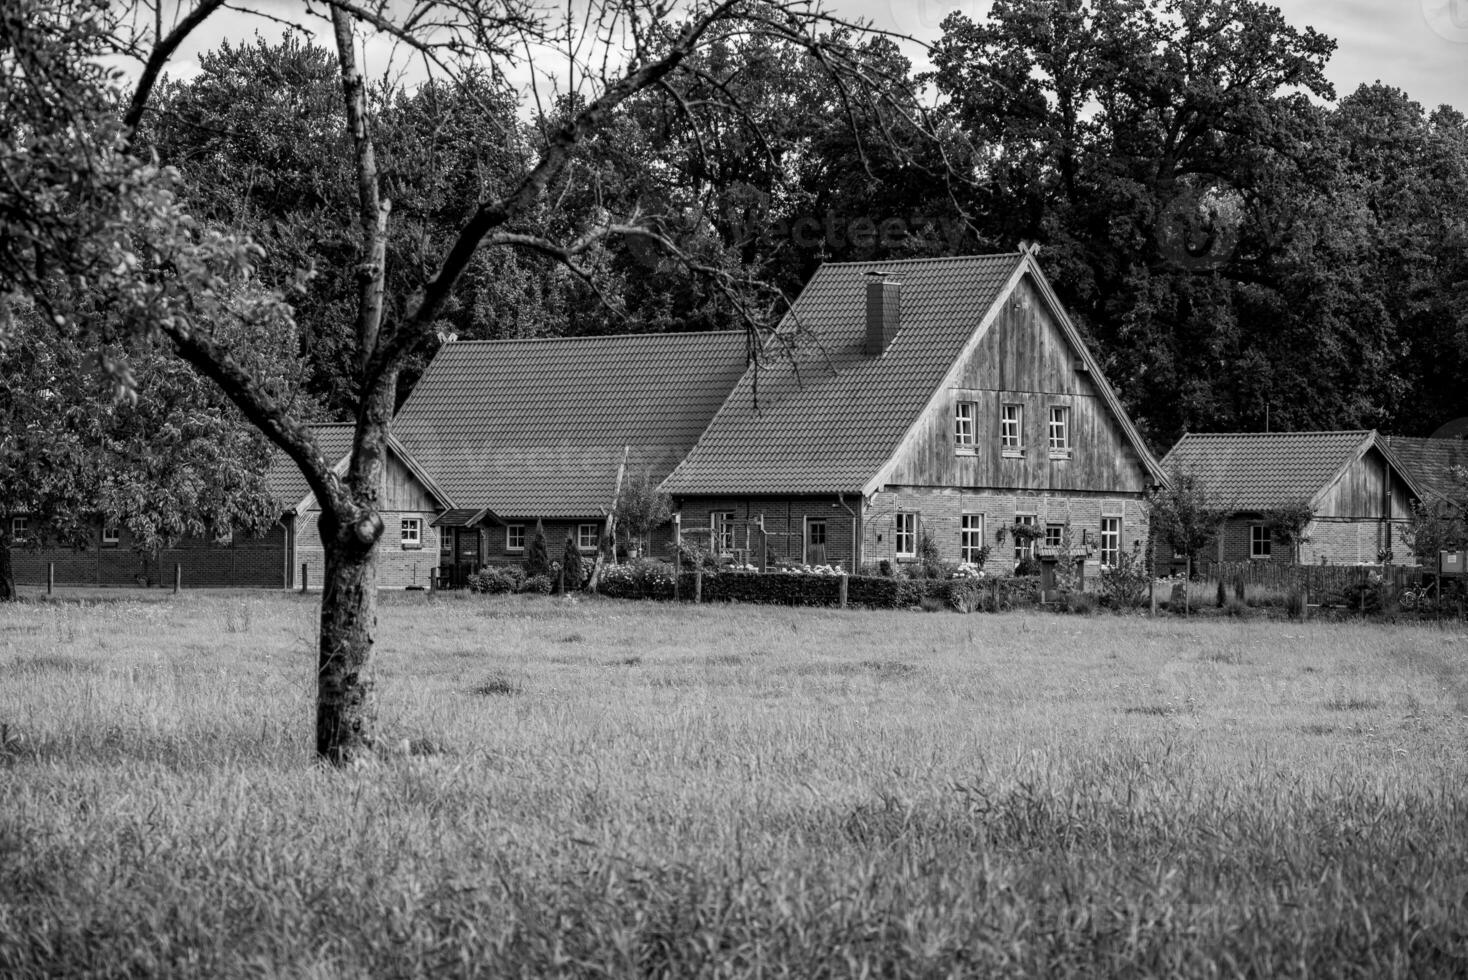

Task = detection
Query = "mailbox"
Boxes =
[1441,550,1466,576]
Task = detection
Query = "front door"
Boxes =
[805,519,828,566]
[455,529,482,586]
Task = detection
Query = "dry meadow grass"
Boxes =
[2,591,1467,977]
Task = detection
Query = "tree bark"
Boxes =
[315,517,379,764]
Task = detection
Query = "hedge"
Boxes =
[591,564,1041,611]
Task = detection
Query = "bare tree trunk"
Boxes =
[315,517,379,764]
[0,538,15,601]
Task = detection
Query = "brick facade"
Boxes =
[863,487,1147,575]
[13,521,290,589]
[294,509,442,591]
[673,496,859,568]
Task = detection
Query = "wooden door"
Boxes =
[455,529,481,585]
[805,519,827,566]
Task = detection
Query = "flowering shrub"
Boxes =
[598,559,676,599]
[950,562,987,580]
[781,563,846,576]
[519,574,552,595]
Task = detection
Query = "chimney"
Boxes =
[865,271,901,356]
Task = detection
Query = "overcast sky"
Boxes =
[157,0,1467,113]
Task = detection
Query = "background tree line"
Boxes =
[136,0,1468,448]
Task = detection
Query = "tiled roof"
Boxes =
[264,424,354,510]
[1161,430,1378,510]
[391,331,750,518]
[1380,436,1468,504]
[661,254,1026,495]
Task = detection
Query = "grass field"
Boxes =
[2,591,1467,977]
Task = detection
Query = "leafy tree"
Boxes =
[1403,466,1468,562]
[1261,503,1314,563]
[612,470,672,558]
[561,536,584,591]
[0,312,283,598]
[524,519,551,579]
[1146,466,1229,572]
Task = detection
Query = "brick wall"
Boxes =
[480,519,604,568]
[863,488,1147,575]
[1202,515,1415,567]
[14,522,289,588]
[295,510,442,591]
[674,497,858,568]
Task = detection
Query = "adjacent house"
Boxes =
[1159,430,1425,567]
[389,331,750,585]
[11,422,451,590]
[660,250,1165,573]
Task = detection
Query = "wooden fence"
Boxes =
[1195,561,1417,598]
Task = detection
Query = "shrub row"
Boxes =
[593,563,1044,611]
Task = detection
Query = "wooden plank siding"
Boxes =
[877,276,1151,496]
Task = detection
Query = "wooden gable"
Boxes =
[1313,444,1418,521]
[873,273,1155,495]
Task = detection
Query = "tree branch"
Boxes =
[123,0,228,134]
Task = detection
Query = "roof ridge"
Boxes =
[1179,429,1374,438]
[443,329,746,345]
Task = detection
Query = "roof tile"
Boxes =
[661,254,1025,495]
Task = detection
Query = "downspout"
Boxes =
[837,493,860,570]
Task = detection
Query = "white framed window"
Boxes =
[1045,524,1065,549]
[10,516,27,541]
[1001,404,1023,456]
[1048,406,1070,456]
[401,518,422,549]
[101,525,120,546]
[1250,524,1271,559]
[895,513,918,557]
[1013,513,1036,561]
[711,511,735,552]
[1100,518,1121,567]
[954,401,976,448]
[506,524,526,552]
[577,523,599,551]
[961,514,985,563]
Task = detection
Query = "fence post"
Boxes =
[839,573,849,610]
[47,562,54,596]
[301,563,308,593]
[673,550,682,601]
[694,563,703,604]
[173,562,182,594]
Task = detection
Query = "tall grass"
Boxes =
[2,593,1467,977]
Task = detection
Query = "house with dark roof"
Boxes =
[1160,430,1425,567]
[390,331,750,584]
[660,250,1165,572]
[12,421,452,590]
[1379,436,1468,510]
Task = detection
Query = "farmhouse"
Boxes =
[1160,430,1425,567]
[11,250,1166,589]
[660,250,1165,573]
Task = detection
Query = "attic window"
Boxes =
[1001,404,1024,457]
[101,525,120,547]
[1048,407,1071,458]
[954,401,976,450]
